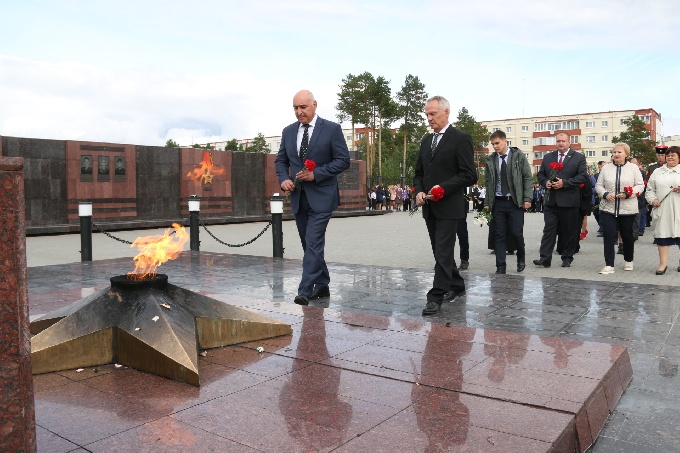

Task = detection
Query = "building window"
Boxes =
[534,165,541,174]
[493,127,501,132]
[521,125,529,132]
[522,139,529,146]
[534,152,543,159]
[586,150,596,157]
[601,120,608,127]
[534,137,556,146]
[639,114,651,123]
[602,135,608,142]
[602,150,609,157]
[586,136,596,143]
[506,127,512,133]
[586,121,595,128]
[535,120,579,132]
[507,140,512,146]
[346,135,352,141]
[570,136,579,144]
[524,153,529,160]
[620,119,627,126]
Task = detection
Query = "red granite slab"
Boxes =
[31,304,631,452]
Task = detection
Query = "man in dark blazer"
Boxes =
[275,90,350,305]
[414,96,477,315]
[533,131,587,267]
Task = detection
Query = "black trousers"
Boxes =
[492,198,525,267]
[425,214,465,302]
[539,205,580,263]
[601,212,635,266]
[457,213,469,262]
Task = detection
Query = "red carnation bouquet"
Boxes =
[623,186,633,197]
[430,186,444,201]
[286,159,316,202]
[544,162,564,203]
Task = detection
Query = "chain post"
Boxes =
[79,202,93,261]
[270,194,285,258]
[188,197,200,251]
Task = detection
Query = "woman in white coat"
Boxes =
[595,142,645,274]
[645,146,680,274]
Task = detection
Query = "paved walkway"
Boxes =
[28,210,680,287]
[26,210,680,452]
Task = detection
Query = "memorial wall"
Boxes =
[0,135,367,234]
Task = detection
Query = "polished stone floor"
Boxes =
[29,252,679,452]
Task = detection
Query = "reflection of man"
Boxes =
[533,132,587,268]
[412,325,473,449]
[114,157,126,175]
[483,130,533,274]
[414,96,477,316]
[279,312,352,449]
[81,156,92,174]
[275,90,350,305]
[98,156,109,174]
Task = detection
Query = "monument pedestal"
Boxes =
[0,156,36,452]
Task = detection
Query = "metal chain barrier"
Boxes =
[92,218,190,246]
[199,218,271,247]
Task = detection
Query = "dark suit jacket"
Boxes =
[275,117,350,215]
[537,149,587,208]
[413,125,477,220]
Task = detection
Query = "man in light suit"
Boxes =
[275,90,350,305]
[414,96,477,316]
[533,131,587,268]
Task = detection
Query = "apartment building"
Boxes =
[482,108,662,173]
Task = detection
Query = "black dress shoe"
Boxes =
[495,266,506,274]
[294,294,310,305]
[311,286,330,299]
[507,251,515,255]
[561,260,571,267]
[422,301,442,315]
[517,261,525,272]
[443,289,465,301]
[459,260,469,270]
[533,259,551,268]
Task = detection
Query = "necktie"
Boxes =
[299,124,310,161]
[500,154,510,196]
[431,133,440,155]
[558,153,564,164]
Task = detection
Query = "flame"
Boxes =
[127,223,189,280]
[186,151,225,186]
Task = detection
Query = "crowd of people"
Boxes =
[367,184,412,211]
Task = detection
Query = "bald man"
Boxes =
[275,90,350,306]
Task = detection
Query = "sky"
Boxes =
[2,0,680,147]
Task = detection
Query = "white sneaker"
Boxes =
[624,261,634,271]
[599,266,615,274]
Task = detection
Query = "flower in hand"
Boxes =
[623,186,633,197]
[430,186,444,201]
[304,159,316,172]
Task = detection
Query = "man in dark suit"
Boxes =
[275,90,350,306]
[533,131,587,268]
[414,96,477,315]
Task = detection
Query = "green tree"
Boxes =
[396,75,428,186]
[165,139,179,148]
[453,107,489,175]
[192,143,203,149]
[366,75,400,183]
[246,133,270,153]
[613,115,657,163]
[224,138,239,151]
[336,73,371,153]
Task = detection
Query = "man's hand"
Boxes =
[551,178,563,189]
[523,202,531,209]
[484,206,489,211]
[281,179,295,192]
[295,169,315,182]
[416,191,428,206]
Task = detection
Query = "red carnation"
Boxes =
[411,187,415,193]
[579,183,585,188]
[644,180,648,186]
[304,159,316,172]
[623,186,633,197]
[430,186,444,201]
[555,163,564,171]
[549,162,558,170]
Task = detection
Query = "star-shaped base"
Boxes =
[30,275,292,386]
